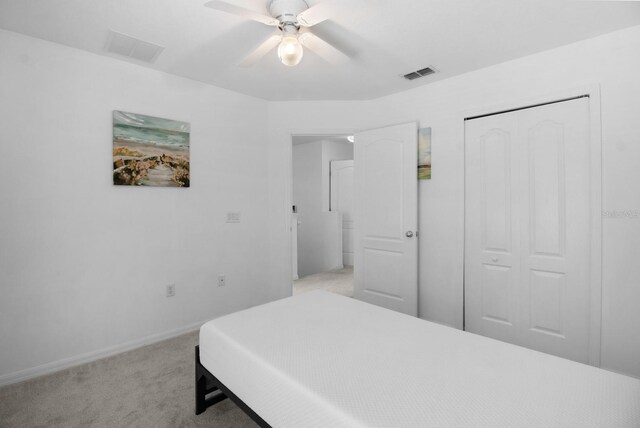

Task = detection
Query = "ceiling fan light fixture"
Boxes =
[278,35,303,66]
[205,0,347,67]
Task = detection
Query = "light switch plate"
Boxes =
[226,212,241,223]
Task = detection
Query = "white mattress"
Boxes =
[199,290,640,428]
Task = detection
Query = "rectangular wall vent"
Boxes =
[105,30,164,64]
[403,66,436,81]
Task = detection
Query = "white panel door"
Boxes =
[465,97,593,363]
[330,160,354,266]
[354,123,418,316]
[517,100,591,362]
[464,112,521,345]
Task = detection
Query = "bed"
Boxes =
[196,290,640,427]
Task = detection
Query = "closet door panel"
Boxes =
[465,97,593,364]
[518,98,591,363]
[465,113,520,344]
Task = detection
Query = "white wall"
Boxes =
[0,30,273,384]
[293,141,323,276]
[267,25,640,378]
[292,140,349,277]
[1,23,639,384]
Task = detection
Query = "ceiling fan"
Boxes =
[204,0,349,67]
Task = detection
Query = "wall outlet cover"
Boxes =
[226,212,241,223]
[166,284,176,297]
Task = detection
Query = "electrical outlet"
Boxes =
[218,274,226,287]
[166,284,175,297]
[226,212,241,223]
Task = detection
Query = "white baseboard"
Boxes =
[0,319,210,388]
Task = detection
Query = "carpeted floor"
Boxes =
[0,272,353,428]
[293,266,353,297]
[0,331,257,428]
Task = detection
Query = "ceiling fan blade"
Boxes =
[204,1,279,26]
[296,0,338,27]
[299,32,349,65]
[239,34,282,67]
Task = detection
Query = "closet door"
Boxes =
[465,97,593,364]
[516,99,591,363]
[464,113,521,345]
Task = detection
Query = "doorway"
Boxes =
[291,134,354,297]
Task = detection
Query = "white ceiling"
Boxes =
[1,0,639,101]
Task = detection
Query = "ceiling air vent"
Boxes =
[403,66,436,81]
[403,72,422,80]
[105,30,164,63]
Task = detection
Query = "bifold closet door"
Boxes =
[465,97,593,364]
[465,112,521,346]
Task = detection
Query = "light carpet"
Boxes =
[0,331,257,428]
[293,266,353,297]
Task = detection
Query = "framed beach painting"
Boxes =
[418,127,431,180]
[112,111,190,187]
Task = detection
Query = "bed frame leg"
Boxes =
[194,345,271,426]
[195,345,230,415]
[195,345,207,415]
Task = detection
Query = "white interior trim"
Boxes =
[586,85,603,368]
[0,319,210,387]
[458,83,603,366]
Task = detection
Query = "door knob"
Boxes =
[406,231,414,238]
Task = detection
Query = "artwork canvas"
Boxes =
[418,127,432,180]
[113,111,190,187]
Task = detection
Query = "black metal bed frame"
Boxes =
[195,345,272,428]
